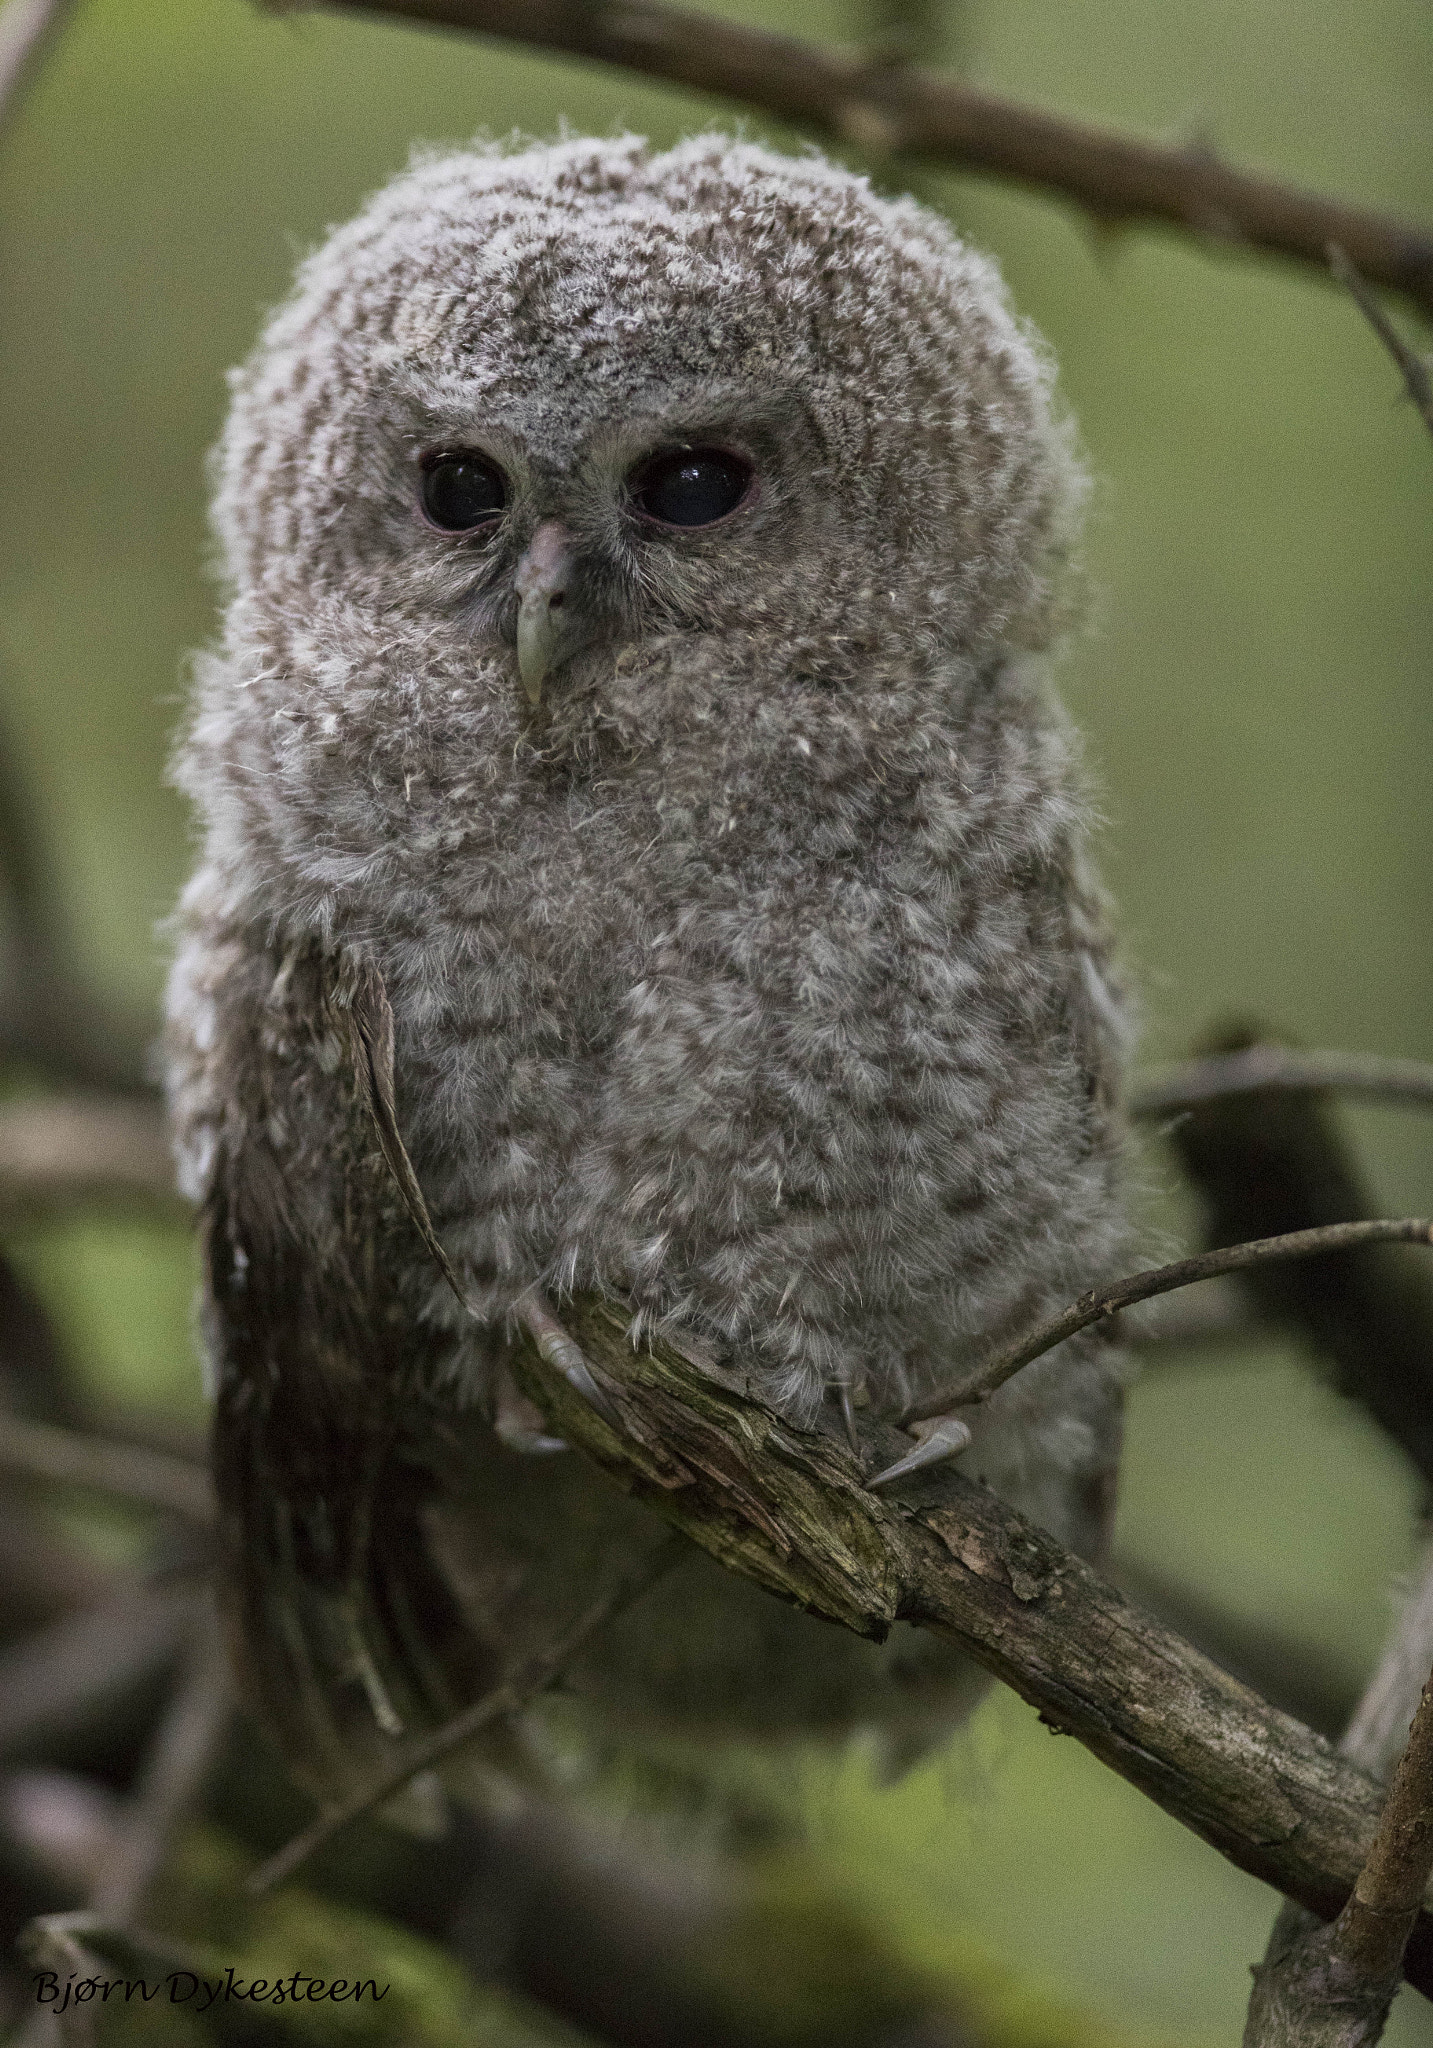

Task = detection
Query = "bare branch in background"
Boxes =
[89,1609,231,1923]
[16,1614,231,2048]
[1163,1031,1433,1488]
[1329,243,1433,446]
[309,0,1433,316]
[0,1580,206,1764]
[898,1218,1433,1429]
[0,1410,216,1526]
[0,0,76,135]
[249,1533,686,1894]
[0,1095,183,1222]
[1131,1045,1433,1118]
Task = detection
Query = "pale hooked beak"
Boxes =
[514,520,578,706]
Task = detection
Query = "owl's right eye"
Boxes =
[418,450,508,532]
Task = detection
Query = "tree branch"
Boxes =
[247,1533,685,1895]
[1161,1030,1433,1488]
[1132,1046,1433,1119]
[500,1295,1433,1999]
[307,0,1433,317]
[900,1218,1433,1427]
[90,1608,232,1924]
[1245,1544,1433,2044]
[0,1095,183,1222]
[0,1410,216,1526]
[1329,243,1433,446]
[0,0,76,135]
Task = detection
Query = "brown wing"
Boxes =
[194,937,494,1801]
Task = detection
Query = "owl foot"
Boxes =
[837,1382,861,1458]
[494,1364,569,1455]
[513,1287,624,1432]
[867,1413,973,1491]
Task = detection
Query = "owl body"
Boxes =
[166,138,1129,1787]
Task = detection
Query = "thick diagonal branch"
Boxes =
[312,0,1433,317]
[506,1297,1433,1998]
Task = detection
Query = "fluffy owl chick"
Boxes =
[166,136,1130,1792]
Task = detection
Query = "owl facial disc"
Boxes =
[514,520,579,705]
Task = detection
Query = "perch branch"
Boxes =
[500,1297,1433,1999]
[1132,1045,1433,1119]
[900,1218,1433,1427]
[310,0,1433,317]
[248,1534,685,1894]
[1329,243,1433,445]
[0,1409,216,1526]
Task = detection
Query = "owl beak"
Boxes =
[514,521,579,706]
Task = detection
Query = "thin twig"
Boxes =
[248,1535,684,1895]
[901,1219,1433,1426]
[90,1610,232,1923]
[1131,1046,1433,1119]
[0,0,76,134]
[0,1409,216,1525]
[309,0,1433,316]
[1329,243,1433,445]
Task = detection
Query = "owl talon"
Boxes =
[514,1289,625,1432]
[495,1363,570,1453]
[867,1413,973,1490]
[495,1414,569,1455]
[838,1382,861,1459]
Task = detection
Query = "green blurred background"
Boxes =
[1,0,1430,2037]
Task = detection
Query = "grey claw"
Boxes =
[554,1346,624,1431]
[867,1413,973,1490]
[495,1416,569,1455]
[515,1289,625,1432]
[838,1383,861,1458]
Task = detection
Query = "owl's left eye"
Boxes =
[418,449,508,532]
[629,447,754,529]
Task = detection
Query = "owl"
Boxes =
[164,136,1130,1799]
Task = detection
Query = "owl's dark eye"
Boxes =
[419,449,507,532]
[630,447,754,529]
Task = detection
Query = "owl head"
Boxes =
[214,135,1082,694]
[189,136,1088,922]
